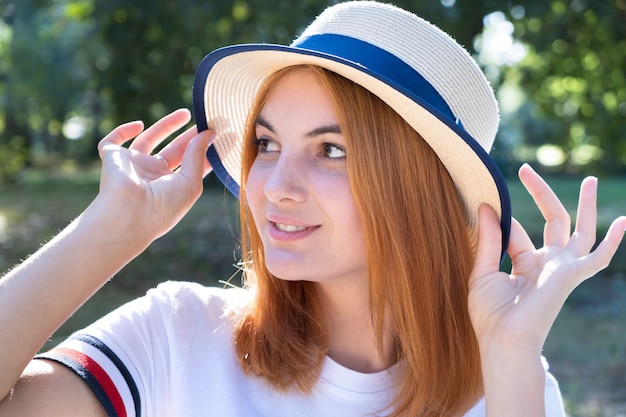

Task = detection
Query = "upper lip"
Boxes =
[266,213,317,229]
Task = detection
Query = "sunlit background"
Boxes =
[1,0,625,182]
[1,1,625,416]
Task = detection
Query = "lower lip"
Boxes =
[268,222,319,242]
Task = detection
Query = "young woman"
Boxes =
[1,2,624,416]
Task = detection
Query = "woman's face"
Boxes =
[246,70,368,287]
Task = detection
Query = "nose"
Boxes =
[263,152,308,204]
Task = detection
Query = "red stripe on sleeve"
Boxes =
[55,347,127,417]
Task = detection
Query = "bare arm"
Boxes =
[0,108,211,415]
[469,164,626,416]
[1,361,107,417]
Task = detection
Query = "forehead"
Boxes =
[257,69,339,130]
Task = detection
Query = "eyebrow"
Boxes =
[255,114,342,139]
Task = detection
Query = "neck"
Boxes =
[316,281,396,373]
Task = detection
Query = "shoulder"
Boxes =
[78,281,251,344]
[36,282,252,417]
[146,280,250,309]
[135,280,251,327]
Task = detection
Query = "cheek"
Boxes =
[320,179,363,233]
[245,163,265,220]
[344,200,366,241]
[339,185,366,240]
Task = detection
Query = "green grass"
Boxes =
[1,169,625,415]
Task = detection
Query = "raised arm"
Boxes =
[0,109,211,414]
[469,163,626,416]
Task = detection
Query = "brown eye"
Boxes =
[321,143,346,159]
[253,138,278,153]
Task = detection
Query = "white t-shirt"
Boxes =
[37,281,565,417]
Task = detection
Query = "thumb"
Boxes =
[471,205,503,280]
[179,130,213,180]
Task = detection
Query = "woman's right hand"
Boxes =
[95,108,213,245]
[0,109,212,412]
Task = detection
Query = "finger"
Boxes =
[130,108,192,154]
[155,125,200,171]
[471,205,503,280]
[576,216,626,280]
[153,154,170,171]
[518,164,571,248]
[178,130,214,181]
[506,217,536,261]
[200,137,214,177]
[567,176,598,256]
[97,121,144,157]
[181,128,214,178]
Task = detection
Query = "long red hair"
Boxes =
[233,66,482,416]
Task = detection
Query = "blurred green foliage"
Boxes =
[0,0,625,183]
[497,0,626,175]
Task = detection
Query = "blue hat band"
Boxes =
[293,33,462,131]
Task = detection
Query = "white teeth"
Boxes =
[275,223,307,232]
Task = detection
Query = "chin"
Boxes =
[263,252,309,280]
[265,265,309,282]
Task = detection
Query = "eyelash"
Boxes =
[320,143,346,159]
[251,138,346,159]
[252,138,274,153]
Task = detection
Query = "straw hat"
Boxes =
[192,0,511,259]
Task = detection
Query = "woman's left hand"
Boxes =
[468,163,626,353]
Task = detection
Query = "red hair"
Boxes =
[234,66,482,416]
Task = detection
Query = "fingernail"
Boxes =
[519,163,533,173]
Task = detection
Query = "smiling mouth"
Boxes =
[273,222,309,232]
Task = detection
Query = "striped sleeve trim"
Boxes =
[36,334,141,417]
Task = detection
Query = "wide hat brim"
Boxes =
[192,4,511,261]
